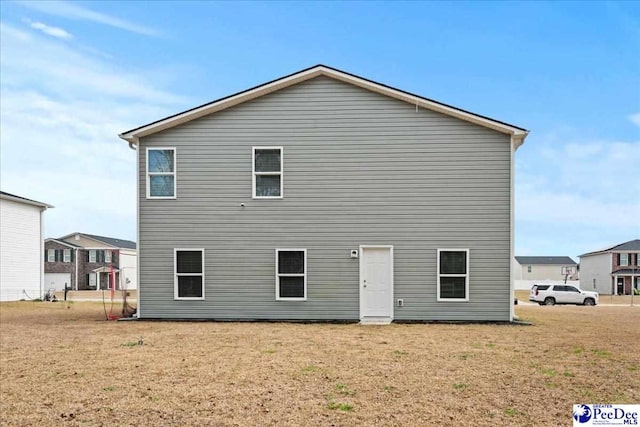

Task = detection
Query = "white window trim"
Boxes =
[174,248,205,301]
[252,146,283,199]
[47,249,55,263]
[89,250,96,263]
[146,147,177,199]
[275,248,307,301]
[105,250,112,264]
[620,253,629,266]
[437,248,470,302]
[63,249,71,263]
[89,273,97,287]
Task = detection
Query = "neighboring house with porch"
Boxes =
[119,64,529,323]
[513,256,577,281]
[579,239,640,295]
[0,191,53,301]
[44,233,137,291]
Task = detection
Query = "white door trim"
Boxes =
[359,245,394,324]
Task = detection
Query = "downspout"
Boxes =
[509,136,516,322]
[510,131,528,321]
[40,208,45,298]
[135,139,140,317]
[75,248,79,291]
[125,136,141,317]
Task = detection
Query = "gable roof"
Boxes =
[580,239,640,258]
[45,238,81,248]
[0,191,53,209]
[515,256,577,265]
[58,232,137,250]
[120,64,529,148]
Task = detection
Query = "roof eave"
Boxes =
[45,238,79,248]
[119,65,529,146]
[0,193,53,209]
[58,233,116,248]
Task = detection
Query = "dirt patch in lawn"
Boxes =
[1,302,638,426]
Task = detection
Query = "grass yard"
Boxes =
[1,302,638,426]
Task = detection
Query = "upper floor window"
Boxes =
[147,148,176,199]
[437,249,469,301]
[105,250,112,264]
[527,265,532,273]
[253,147,282,198]
[47,249,55,262]
[89,250,96,263]
[620,253,629,266]
[63,249,71,263]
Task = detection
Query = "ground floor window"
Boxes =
[437,249,469,301]
[174,249,205,300]
[276,249,306,300]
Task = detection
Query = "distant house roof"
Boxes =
[45,238,81,248]
[579,239,640,258]
[515,256,577,265]
[120,64,529,149]
[0,191,53,209]
[612,269,640,275]
[58,232,137,250]
[83,233,136,249]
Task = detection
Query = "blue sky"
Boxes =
[1,1,638,260]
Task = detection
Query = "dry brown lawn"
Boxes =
[53,290,138,302]
[1,301,638,426]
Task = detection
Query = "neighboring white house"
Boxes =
[513,256,577,281]
[0,191,53,301]
[118,248,137,290]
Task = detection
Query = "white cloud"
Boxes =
[23,18,72,39]
[1,22,186,104]
[629,112,640,127]
[0,22,185,240]
[0,21,31,41]
[517,190,638,227]
[515,132,640,257]
[16,0,159,37]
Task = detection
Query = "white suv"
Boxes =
[530,284,598,306]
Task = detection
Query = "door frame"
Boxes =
[359,245,394,322]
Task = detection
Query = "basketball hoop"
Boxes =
[563,267,573,284]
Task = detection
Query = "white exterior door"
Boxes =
[360,246,393,322]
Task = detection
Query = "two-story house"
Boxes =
[579,239,640,295]
[44,233,137,291]
[0,191,53,301]
[119,64,528,322]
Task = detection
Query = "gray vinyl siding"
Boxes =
[138,76,512,321]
